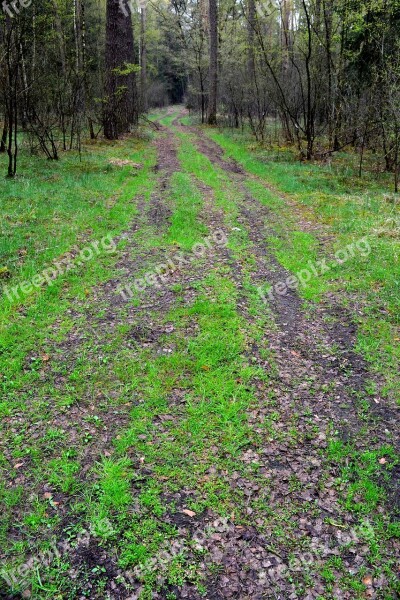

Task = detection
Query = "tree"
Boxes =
[207,0,218,124]
[140,3,148,113]
[103,0,137,139]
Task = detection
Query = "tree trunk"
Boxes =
[0,119,7,153]
[103,0,137,140]
[248,0,256,79]
[207,0,218,125]
[140,6,148,113]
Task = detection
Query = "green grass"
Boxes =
[327,440,398,515]
[205,127,400,400]
[164,171,207,249]
[0,137,154,309]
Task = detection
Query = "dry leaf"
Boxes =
[201,365,210,371]
[181,509,196,517]
[363,575,373,586]
[14,463,23,469]
[41,354,50,362]
[43,492,53,500]
[379,457,387,465]
[198,475,210,483]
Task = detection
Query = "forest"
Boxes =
[1,0,400,181]
[0,1,399,599]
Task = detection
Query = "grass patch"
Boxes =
[205,127,400,400]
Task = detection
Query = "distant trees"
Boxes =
[1,0,400,187]
[0,0,141,175]
[149,0,398,186]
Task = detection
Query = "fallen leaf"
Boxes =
[181,509,196,517]
[363,575,373,586]
[14,463,23,469]
[201,365,210,371]
[198,476,210,483]
[41,354,50,362]
[43,492,53,500]
[379,457,387,465]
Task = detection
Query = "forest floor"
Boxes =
[0,106,399,600]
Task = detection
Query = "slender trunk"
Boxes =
[395,125,399,193]
[207,0,218,125]
[248,0,256,79]
[281,0,291,72]
[5,17,19,177]
[302,0,314,159]
[323,0,334,148]
[140,6,148,113]
[199,66,206,124]
[0,119,7,153]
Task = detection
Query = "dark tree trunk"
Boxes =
[323,0,334,148]
[103,0,137,140]
[4,16,19,177]
[207,0,218,125]
[0,119,7,153]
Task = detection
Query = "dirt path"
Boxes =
[164,114,400,600]
[1,111,399,600]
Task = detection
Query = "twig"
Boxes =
[140,115,161,130]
